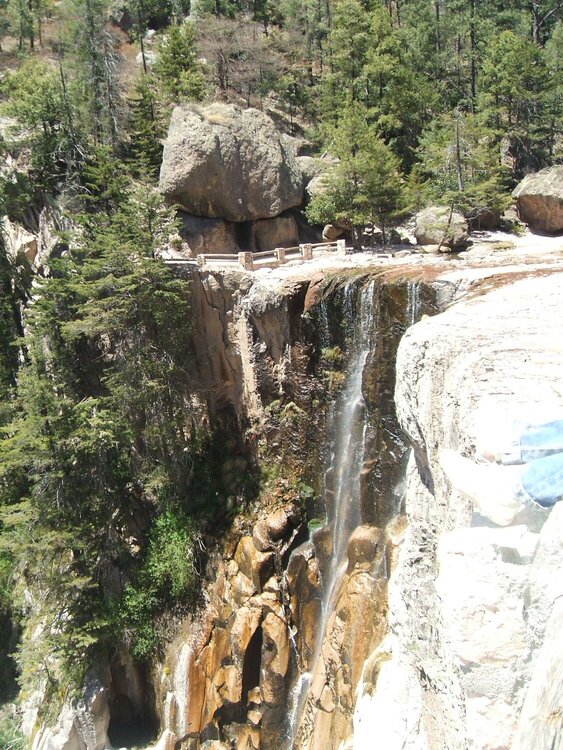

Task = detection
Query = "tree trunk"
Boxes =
[352,226,362,252]
[455,113,464,193]
[434,0,441,53]
[469,0,476,111]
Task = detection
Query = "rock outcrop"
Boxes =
[414,206,469,249]
[30,675,110,750]
[159,103,304,222]
[176,212,240,256]
[352,268,563,750]
[251,215,299,251]
[2,206,63,273]
[157,503,307,749]
[512,165,563,234]
[25,234,563,750]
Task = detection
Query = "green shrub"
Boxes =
[320,346,344,365]
[0,716,26,750]
[117,510,200,659]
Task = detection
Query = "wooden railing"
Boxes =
[192,239,346,271]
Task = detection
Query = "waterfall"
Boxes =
[171,643,192,737]
[320,280,375,612]
[288,279,377,748]
[407,280,420,327]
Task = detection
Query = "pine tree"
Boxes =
[153,21,207,101]
[127,76,164,179]
[416,110,510,225]
[2,59,84,189]
[478,30,553,174]
[307,103,407,248]
[0,167,198,682]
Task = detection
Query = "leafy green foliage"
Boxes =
[118,510,200,657]
[0,153,208,688]
[1,59,84,189]
[478,30,555,173]
[0,716,26,750]
[416,111,511,222]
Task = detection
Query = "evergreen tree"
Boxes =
[59,0,121,147]
[320,0,370,108]
[416,110,510,225]
[0,165,200,684]
[307,103,407,248]
[127,76,164,179]
[363,5,437,168]
[153,21,206,101]
[478,30,554,174]
[1,59,85,189]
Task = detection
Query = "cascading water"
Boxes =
[287,279,377,748]
[407,279,420,327]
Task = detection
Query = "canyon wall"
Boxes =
[27,241,563,750]
[352,268,563,750]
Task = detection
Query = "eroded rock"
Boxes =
[414,206,469,249]
[346,525,381,571]
[251,215,299,251]
[177,212,240,255]
[160,103,304,221]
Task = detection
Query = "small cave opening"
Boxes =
[107,692,159,749]
[107,659,159,749]
[242,623,263,704]
[233,221,253,251]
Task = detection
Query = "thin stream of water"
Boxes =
[286,280,377,747]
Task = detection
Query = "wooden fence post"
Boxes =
[275,247,286,264]
[197,255,206,268]
[300,243,313,260]
[336,239,347,255]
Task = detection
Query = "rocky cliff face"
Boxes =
[352,261,563,750]
[27,235,563,750]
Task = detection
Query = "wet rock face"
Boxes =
[294,528,388,750]
[158,503,305,749]
[159,103,304,222]
[512,165,563,234]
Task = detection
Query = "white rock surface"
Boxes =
[31,676,110,750]
[356,270,563,750]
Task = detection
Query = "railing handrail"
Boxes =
[174,240,346,272]
[252,249,278,258]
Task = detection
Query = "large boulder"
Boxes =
[512,165,563,234]
[177,212,239,255]
[251,215,299,251]
[159,103,304,222]
[414,206,469,249]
